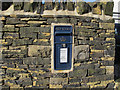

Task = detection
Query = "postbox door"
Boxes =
[54,43,72,70]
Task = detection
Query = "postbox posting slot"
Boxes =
[55,32,72,36]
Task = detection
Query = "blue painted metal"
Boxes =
[54,25,73,70]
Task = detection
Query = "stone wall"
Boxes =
[1,1,114,16]
[0,14,115,89]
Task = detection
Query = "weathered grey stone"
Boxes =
[51,73,67,78]
[69,69,87,78]
[2,39,13,46]
[28,45,51,57]
[78,16,93,22]
[69,78,81,84]
[63,84,81,88]
[12,39,32,46]
[104,2,114,16]
[5,80,16,86]
[23,57,50,65]
[30,23,41,27]
[76,2,91,15]
[2,27,19,32]
[47,18,56,24]
[106,82,115,88]
[104,46,115,57]
[90,52,104,58]
[2,49,27,58]
[3,32,19,39]
[36,2,42,14]
[21,78,32,86]
[99,23,114,30]
[74,63,95,70]
[55,0,60,11]
[81,22,99,28]
[74,45,89,60]
[75,27,93,35]
[44,2,53,10]
[92,3,102,15]
[70,18,77,24]
[23,57,41,65]
[99,61,114,66]
[88,68,106,76]
[33,39,50,46]
[3,58,23,64]
[0,1,1,10]
[20,27,50,38]
[50,78,68,85]
[24,2,33,12]
[38,32,50,39]
[17,65,28,69]
[106,66,114,75]
[14,2,24,10]
[36,78,49,86]
[57,18,69,23]
[1,64,15,68]
[67,1,74,11]
[9,46,27,50]
[86,74,114,82]
[6,18,25,24]
[2,2,12,11]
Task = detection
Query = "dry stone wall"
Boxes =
[1,1,114,16]
[0,14,115,89]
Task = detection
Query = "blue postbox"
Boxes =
[52,25,73,71]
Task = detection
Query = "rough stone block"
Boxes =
[104,2,114,16]
[9,46,26,50]
[24,2,33,12]
[99,23,114,30]
[67,1,74,11]
[51,73,67,78]
[74,45,89,60]
[55,0,60,11]
[74,63,95,70]
[50,78,68,85]
[69,69,87,78]
[12,39,32,46]
[3,32,19,39]
[90,52,104,58]
[106,66,114,74]
[70,18,77,24]
[20,32,37,39]
[88,68,106,76]
[69,78,81,84]
[23,57,50,65]
[104,47,115,57]
[21,78,32,86]
[33,39,50,46]
[56,18,69,23]
[6,18,25,24]
[76,2,91,15]
[99,61,114,66]
[2,27,19,32]
[47,18,56,24]
[36,78,49,86]
[44,2,53,10]
[63,84,81,88]
[28,45,51,57]
[38,32,51,39]
[92,3,102,15]
[14,2,23,10]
